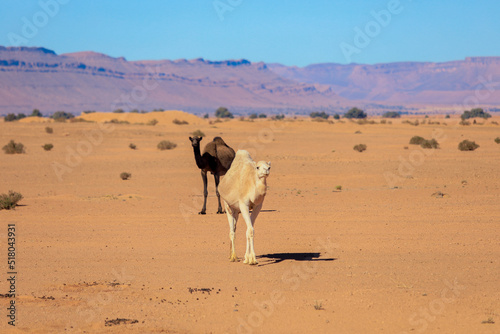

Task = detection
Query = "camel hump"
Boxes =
[212,136,226,145]
[202,137,236,172]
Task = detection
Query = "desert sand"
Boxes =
[0,111,499,333]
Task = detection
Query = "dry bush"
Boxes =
[45,126,53,134]
[120,172,131,180]
[0,191,23,210]
[42,143,54,151]
[494,137,500,144]
[157,140,177,150]
[147,119,158,126]
[191,130,205,137]
[129,143,136,150]
[420,139,439,149]
[2,140,25,154]
[458,140,479,151]
[409,136,425,145]
[353,144,367,152]
[172,119,189,125]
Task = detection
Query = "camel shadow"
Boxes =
[256,252,336,266]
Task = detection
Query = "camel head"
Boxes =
[189,136,203,147]
[256,161,271,179]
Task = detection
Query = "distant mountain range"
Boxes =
[0,46,499,115]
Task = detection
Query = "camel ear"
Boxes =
[189,137,193,141]
[267,161,271,167]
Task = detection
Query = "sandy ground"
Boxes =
[0,111,499,333]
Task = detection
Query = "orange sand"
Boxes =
[0,114,498,333]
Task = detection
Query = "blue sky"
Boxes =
[1,0,499,67]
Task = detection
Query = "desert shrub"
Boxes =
[42,143,53,151]
[191,129,205,137]
[382,111,401,118]
[353,144,367,152]
[461,108,491,120]
[272,114,285,120]
[402,119,419,126]
[494,137,500,144]
[310,111,329,119]
[335,185,342,191]
[356,119,376,125]
[445,114,451,119]
[459,120,471,126]
[203,113,209,119]
[120,172,131,180]
[344,107,367,119]
[130,109,139,113]
[113,109,125,113]
[458,140,479,151]
[172,119,189,125]
[249,113,258,119]
[31,109,43,117]
[380,119,387,124]
[82,110,96,114]
[333,113,340,120]
[4,113,17,122]
[0,191,23,210]
[491,121,499,125]
[3,140,25,154]
[51,111,74,122]
[158,140,177,150]
[129,143,136,150]
[409,136,425,145]
[106,119,129,124]
[45,126,53,134]
[147,119,158,126]
[258,113,267,118]
[420,139,439,149]
[215,107,233,119]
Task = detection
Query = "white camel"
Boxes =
[218,150,271,265]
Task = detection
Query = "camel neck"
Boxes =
[192,145,205,169]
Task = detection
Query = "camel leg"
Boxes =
[240,202,257,265]
[199,170,208,214]
[214,174,224,214]
[225,202,239,262]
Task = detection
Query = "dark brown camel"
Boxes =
[189,136,235,214]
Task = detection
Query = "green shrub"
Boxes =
[191,129,205,137]
[310,111,329,119]
[45,126,53,134]
[172,119,189,125]
[3,140,25,154]
[0,191,23,210]
[458,140,479,151]
[249,113,258,119]
[158,140,177,150]
[203,113,209,119]
[113,109,125,113]
[344,107,367,119]
[382,111,401,118]
[445,114,451,119]
[52,111,74,121]
[120,172,131,180]
[106,119,129,124]
[129,143,136,150]
[353,144,367,152]
[420,139,439,149]
[494,137,500,144]
[215,107,233,119]
[333,114,340,120]
[258,113,267,118]
[461,108,491,120]
[42,143,53,151]
[31,109,43,117]
[272,114,285,120]
[409,136,425,145]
